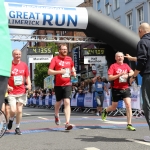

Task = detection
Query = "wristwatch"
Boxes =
[132,76,136,79]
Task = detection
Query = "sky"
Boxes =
[5,0,84,50]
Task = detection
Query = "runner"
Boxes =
[48,43,76,130]
[7,49,31,135]
[101,52,136,131]
[92,76,108,116]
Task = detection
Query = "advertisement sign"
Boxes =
[29,55,53,63]
[44,75,54,89]
[84,93,93,108]
[73,47,80,73]
[84,56,106,64]
[5,2,88,29]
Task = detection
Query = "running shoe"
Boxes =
[126,125,136,131]
[15,128,22,135]
[144,136,150,142]
[101,108,107,121]
[7,120,13,130]
[55,115,61,125]
[96,112,99,116]
[65,123,73,130]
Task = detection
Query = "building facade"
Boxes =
[93,0,150,33]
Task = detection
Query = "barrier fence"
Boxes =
[27,87,143,117]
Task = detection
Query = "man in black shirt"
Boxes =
[129,22,150,142]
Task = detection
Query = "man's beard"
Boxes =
[60,52,67,56]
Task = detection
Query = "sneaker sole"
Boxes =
[65,125,73,130]
[126,128,136,131]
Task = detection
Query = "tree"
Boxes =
[34,63,49,88]
[34,42,58,88]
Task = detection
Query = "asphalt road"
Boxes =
[0,107,150,150]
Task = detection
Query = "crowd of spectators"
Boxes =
[27,76,110,101]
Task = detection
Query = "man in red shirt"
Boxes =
[7,49,31,135]
[48,43,76,130]
[101,52,136,131]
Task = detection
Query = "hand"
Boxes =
[121,74,128,79]
[118,72,125,77]
[72,71,76,78]
[124,54,132,61]
[26,85,31,91]
[8,86,13,92]
[130,76,135,85]
[60,69,66,75]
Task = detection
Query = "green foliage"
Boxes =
[34,63,49,88]
[34,42,58,88]
[46,42,58,56]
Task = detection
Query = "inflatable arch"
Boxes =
[5,2,140,66]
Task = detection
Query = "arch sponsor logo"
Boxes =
[5,2,88,29]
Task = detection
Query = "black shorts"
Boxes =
[111,88,131,102]
[0,76,8,108]
[54,86,72,101]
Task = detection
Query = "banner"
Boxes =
[27,87,141,109]
[48,95,52,106]
[45,95,49,105]
[5,2,88,29]
[77,94,85,107]
[84,56,106,64]
[103,90,111,107]
[44,75,54,89]
[71,93,78,106]
[52,95,56,105]
[84,92,93,108]
[29,55,53,63]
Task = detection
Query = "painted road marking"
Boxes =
[84,147,100,150]
[83,128,90,130]
[127,138,150,146]
[38,117,49,120]
[103,120,127,124]
[23,113,31,115]
[82,117,89,118]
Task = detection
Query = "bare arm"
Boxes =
[108,72,124,81]
[71,66,76,77]
[124,54,137,62]
[26,76,31,90]
[92,76,97,83]
[48,68,65,75]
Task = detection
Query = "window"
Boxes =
[126,12,132,30]
[97,0,100,11]
[125,0,132,3]
[137,7,144,25]
[116,17,120,22]
[114,0,119,10]
[105,3,110,15]
[47,33,52,40]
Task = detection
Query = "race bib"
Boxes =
[62,68,70,78]
[119,76,127,83]
[14,76,23,85]
[97,84,102,88]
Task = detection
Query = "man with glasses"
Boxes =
[101,52,136,131]
[48,43,76,130]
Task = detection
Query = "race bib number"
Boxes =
[62,68,70,78]
[14,76,23,85]
[119,76,127,83]
[97,84,102,88]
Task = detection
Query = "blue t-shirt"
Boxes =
[95,81,104,96]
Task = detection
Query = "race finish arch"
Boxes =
[5,2,140,66]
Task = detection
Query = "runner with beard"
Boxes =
[48,43,76,130]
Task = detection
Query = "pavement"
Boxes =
[0,107,150,150]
